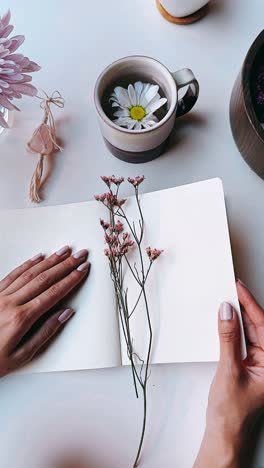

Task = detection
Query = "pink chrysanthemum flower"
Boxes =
[0,10,41,128]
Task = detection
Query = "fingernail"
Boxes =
[73,249,88,259]
[58,308,74,323]
[237,278,246,287]
[31,252,43,262]
[77,261,90,272]
[56,245,70,256]
[220,302,234,321]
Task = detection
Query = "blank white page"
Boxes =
[121,178,246,365]
[0,201,121,373]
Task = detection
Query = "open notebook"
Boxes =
[0,178,246,374]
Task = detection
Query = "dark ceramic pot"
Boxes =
[230,30,264,179]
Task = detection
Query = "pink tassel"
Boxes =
[27,91,65,203]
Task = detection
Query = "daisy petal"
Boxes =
[140,83,152,107]
[114,117,133,128]
[128,120,136,130]
[128,84,136,106]
[146,93,161,109]
[141,114,159,128]
[143,85,159,106]
[112,86,130,108]
[143,114,158,122]
[146,97,167,114]
[114,108,129,117]
[134,81,143,105]
[134,121,142,130]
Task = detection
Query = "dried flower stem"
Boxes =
[95,175,163,467]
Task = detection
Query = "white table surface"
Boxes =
[1,1,264,467]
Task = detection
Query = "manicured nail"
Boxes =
[56,245,70,256]
[220,302,234,321]
[58,308,74,323]
[77,261,90,272]
[237,278,246,287]
[73,249,88,259]
[31,252,43,262]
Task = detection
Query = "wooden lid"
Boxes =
[156,0,209,24]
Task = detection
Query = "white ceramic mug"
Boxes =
[94,56,199,163]
[0,106,8,135]
[159,0,209,18]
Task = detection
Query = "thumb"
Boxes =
[218,302,242,370]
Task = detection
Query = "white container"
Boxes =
[159,0,209,18]
[0,106,9,136]
[94,56,199,163]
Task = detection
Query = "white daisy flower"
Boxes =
[109,82,167,130]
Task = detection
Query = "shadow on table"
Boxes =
[51,454,102,468]
[164,112,207,156]
[239,410,264,468]
[208,0,229,19]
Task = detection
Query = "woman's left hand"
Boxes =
[0,245,90,377]
[194,280,264,468]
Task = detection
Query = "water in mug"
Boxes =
[101,74,169,125]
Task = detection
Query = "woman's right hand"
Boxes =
[0,245,90,377]
[194,280,264,468]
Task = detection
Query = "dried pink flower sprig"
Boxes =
[101,218,134,258]
[0,10,41,128]
[95,192,126,208]
[95,175,163,263]
[127,175,145,187]
[99,174,145,188]
[146,247,164,261]
[95,175,163,467]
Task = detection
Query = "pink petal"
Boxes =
[20,57,30,68]
[24,61,41,72]
[8,35,25,53]
[1,10,11,28]
[2,40,11,48]
[11,83,37,96]
[0,111,8,128]
[0,79,9,88]
[5,73,24,81]
[0,48,10,59]
[7,53,24,62]
[13,93,22,100]
[0,94,16,110]
[6,89,22,100]
[19,74,32,83]
[1,24,14,38]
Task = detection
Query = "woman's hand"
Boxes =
[194,280,264,468]
[0,245,90,377]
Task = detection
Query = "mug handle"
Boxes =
[172,68,199,118]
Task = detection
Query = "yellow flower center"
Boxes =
[130,106,146,121]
